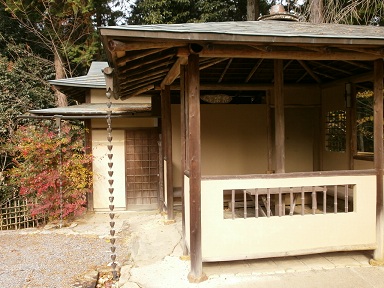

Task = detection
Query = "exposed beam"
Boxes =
[198,44,381,60]
[340,47,384,56]
[120,84,154,100]
[108,40,184,51]
[245,59,263,83]
[116,48,168,66]
[160,56,188,89]
[297,60,322,83]
[121,69,168,85]
[164,83,318,91]
[309,61,353,75]
[119,52,175,73]
[199,58,228,70]
[218,58,233,83]
[321,72,373,89]
[343,60,372,70]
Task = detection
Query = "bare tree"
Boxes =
[303,0,384,25]
[1,0,96,106]
[247,0,260,20]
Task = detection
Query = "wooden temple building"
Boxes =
[31,19,384,282]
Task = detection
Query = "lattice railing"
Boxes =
[224,185,354,219]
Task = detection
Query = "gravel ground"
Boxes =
[0,214,132,288]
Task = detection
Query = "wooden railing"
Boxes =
[224,184,353,219]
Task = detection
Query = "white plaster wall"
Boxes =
[90,89,151,104]
[91,118,158,129]
[200,173,376,262]
[92,130,126,211]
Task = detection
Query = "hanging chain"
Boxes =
[106,88,118,281]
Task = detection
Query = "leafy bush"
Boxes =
[6,122,92,220]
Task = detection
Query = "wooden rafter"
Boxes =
[116,48,168,66]
[160,57,188,89]
[199,58,228,70]
[119,51,175,73]
[120,84,154,100]
[297,60,322,84]
[309,61,353,75]
[218,58,233,83]
[198,44,380,60]
[108,40,184,52]
[245,59,263,83]
[343,60,372,70]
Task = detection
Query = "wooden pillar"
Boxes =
[187,53,206,283]
[346,83,356,170]
[161,86,174,220]
[274,59,285,174]
[266,90,274,173]
[180,64,189,256]
[372,58,384,263]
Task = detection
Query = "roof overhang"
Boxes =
[99,21,384,100]
[27,103,152,119]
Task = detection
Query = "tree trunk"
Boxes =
[54,50,68,107]
[310,0,324,24]
[247,0,260,21]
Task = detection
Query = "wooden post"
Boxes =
[187,53,207,283]
[372,58,384,264]
[346,83,356,170]
[161,86,174,220]
[266,90,274,173]
[180,64,189,256]
[274,59,285,174]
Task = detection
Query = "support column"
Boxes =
[161,86,174,220]
[372,58,384,264]
[187,53,207,283]
[274,59,285,174]
[180,64,189,257]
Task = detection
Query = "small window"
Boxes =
[356,90,373,153]
[325,110,346,152]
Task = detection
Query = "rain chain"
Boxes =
[106,88,118,281]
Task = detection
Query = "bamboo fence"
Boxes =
[0,198,46,230]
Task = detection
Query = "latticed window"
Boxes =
[325,110,346,152]
[356,90,374,153]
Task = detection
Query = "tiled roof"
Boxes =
[101,21,384,44]
[49,62,107,88]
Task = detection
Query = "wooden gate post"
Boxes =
[187,53,207,283]
[372,58,384,264]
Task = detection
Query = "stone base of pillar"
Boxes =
[187,272,208,283]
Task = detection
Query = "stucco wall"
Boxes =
[92,129,126,211]
[171,87,321,186]
[199,173,376,262]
